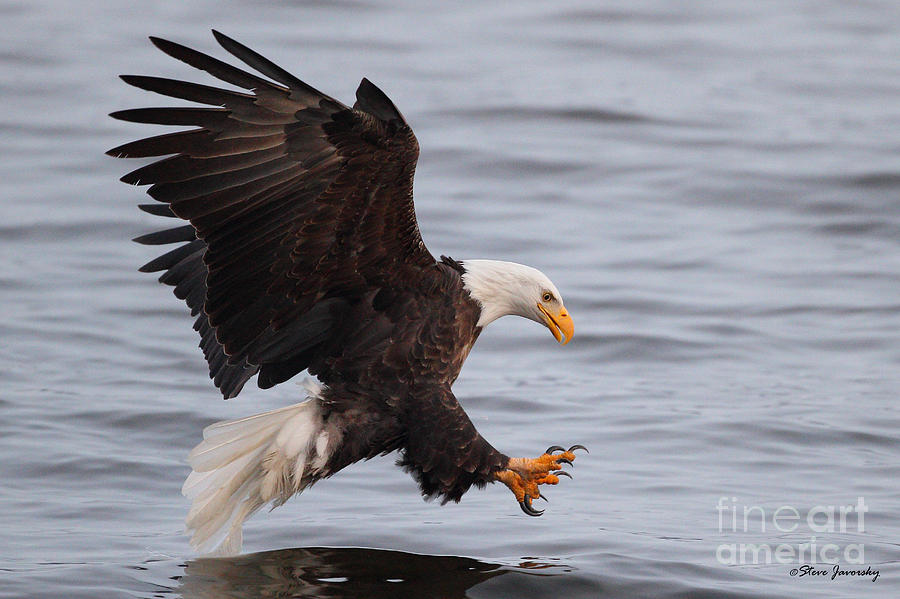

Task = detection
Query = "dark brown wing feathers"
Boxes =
[110,31,433,397]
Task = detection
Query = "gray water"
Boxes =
[2,1,899,597]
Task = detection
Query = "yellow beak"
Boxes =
[537,303,574,345]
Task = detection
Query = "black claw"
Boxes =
[519,495,544,516]
[545,445,565,454]
[538,493,549,502]
[556,457,573,466]
[553,470,573,479]
[568,444,589,453]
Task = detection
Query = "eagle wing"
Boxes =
[109,31,435,397]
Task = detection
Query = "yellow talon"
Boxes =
[494,447,581,516]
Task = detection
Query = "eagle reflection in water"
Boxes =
[178,546,568,599]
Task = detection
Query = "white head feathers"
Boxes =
[461,260,564,328]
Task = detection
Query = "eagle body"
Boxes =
[306,258,507,502]
[111,31,577,555]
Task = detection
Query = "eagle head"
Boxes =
[460,260,574,345]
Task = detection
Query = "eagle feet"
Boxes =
[494,444,587,516]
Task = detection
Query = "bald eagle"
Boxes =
[109,31,584,555]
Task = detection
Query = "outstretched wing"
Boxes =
[109,31,435,397]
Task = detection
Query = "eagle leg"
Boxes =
[494,445,586,516]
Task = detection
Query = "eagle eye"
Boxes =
[542,292,553,302]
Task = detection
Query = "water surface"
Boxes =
[2,1,899,597]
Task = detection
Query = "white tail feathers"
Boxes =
[182,381,335,556]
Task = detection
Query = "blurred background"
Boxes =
[1,1,898,597]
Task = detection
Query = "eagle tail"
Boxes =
[182,380,334,555]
